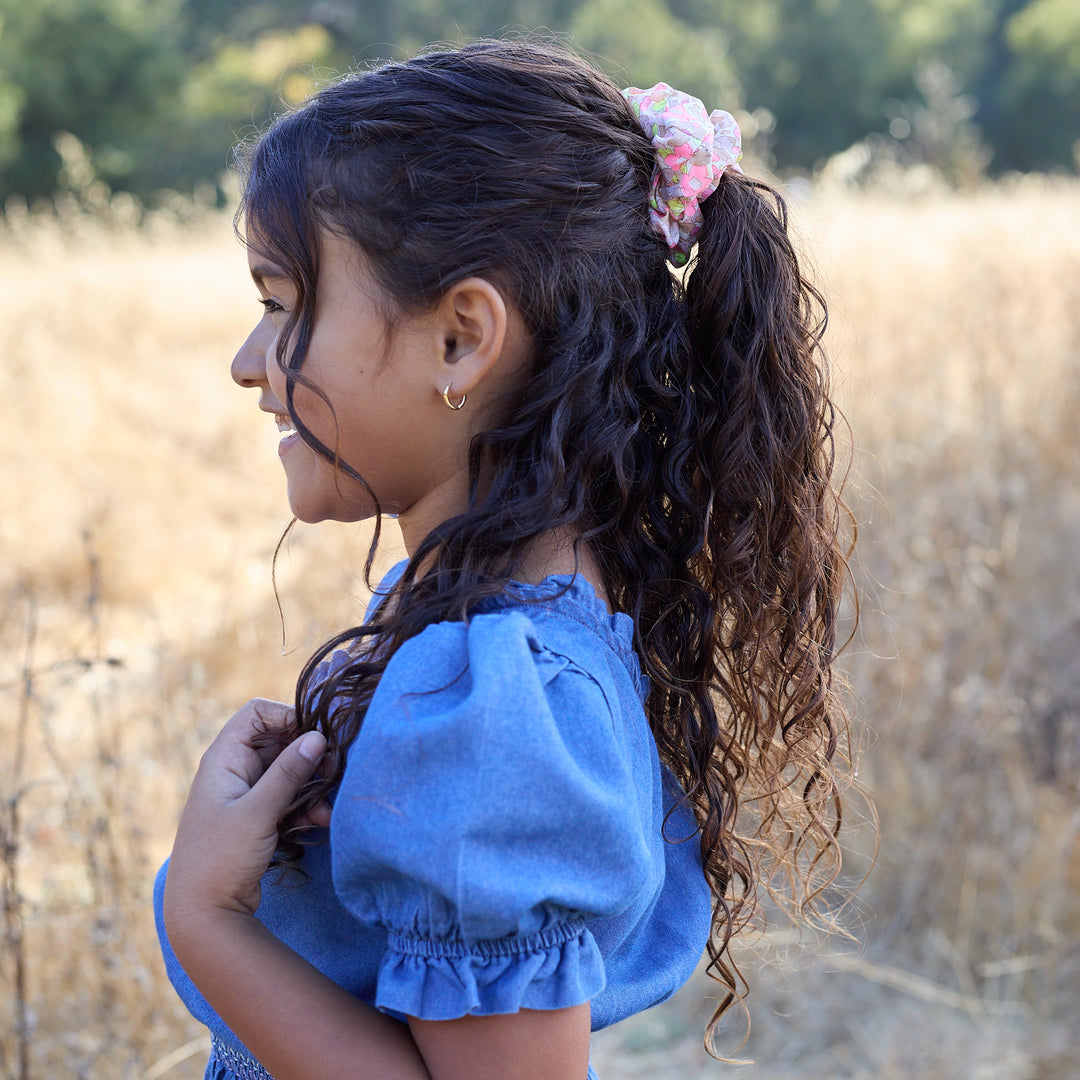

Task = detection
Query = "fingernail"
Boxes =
[297,731,325,763]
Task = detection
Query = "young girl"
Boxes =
[156,39,851,1080]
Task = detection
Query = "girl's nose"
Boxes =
[231,320,274,388]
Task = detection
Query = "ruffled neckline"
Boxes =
[483,570,629,630]
[474,573,643,693]
[371,560,643,693]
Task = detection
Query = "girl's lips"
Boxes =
[273,413,300,456]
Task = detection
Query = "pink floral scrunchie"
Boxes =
[621,83,743,266]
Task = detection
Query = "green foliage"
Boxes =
[870,0,995,75]
[1008,0,1080,69]
[0,0,185,200]
[0,21,23,171]
[0,0,1077,206]
[702,0,900,166]
[142,23,337,196]
[998,0,1080,169]
[571,0,739,110]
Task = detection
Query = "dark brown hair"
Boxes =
[237,39,855,1044]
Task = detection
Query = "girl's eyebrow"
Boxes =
[249,263,289,290]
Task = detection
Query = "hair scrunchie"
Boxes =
[621,83,743,267]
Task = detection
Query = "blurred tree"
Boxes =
[681,0,901,169]
[571,0,740,114]
[997,0,1080,169]
[864,0,1080,173]
[0,0,344,203]
[869,0,996,81]
[177,0,312,57]
[143,22,336,195]
[0,0,1078,205]
[0,0,185,202]
[964,0,1026,139]
[0,14,23,174]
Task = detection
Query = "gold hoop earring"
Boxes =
[442,384,467,411]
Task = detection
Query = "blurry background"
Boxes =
[1,2,1078,1078]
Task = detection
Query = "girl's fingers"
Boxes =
[296,801,333,829]
[205,699,296,779]
[243,698,296,737]
[244,730,327,824]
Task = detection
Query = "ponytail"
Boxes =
[634,171,851,1035]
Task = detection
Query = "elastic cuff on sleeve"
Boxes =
[375,921,605,1020]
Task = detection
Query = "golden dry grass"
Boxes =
[1,179,1078,1079]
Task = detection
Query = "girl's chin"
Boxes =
[286,493,377,525]
[289,504,370,525]
[282,468,376,524]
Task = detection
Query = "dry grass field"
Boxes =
[1,178,1078,1079]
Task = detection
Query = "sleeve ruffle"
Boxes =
[374,920,606,1020]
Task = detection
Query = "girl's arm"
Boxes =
[409,1009,590,1080]
[163,700,590,1080]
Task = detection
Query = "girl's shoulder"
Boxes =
[361,559,647,720]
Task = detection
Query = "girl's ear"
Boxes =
[432,278,509,400]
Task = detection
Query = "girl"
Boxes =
[156,39,852,1080]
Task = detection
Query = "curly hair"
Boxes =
[236,39,855,1043]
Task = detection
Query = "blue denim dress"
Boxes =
[155,566,712,1079]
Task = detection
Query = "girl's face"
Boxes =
[231,229,468,532]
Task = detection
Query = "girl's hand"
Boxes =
[161,701,589,1080]
[165,699,328,924]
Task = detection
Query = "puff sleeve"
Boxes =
[329,610,654,1020]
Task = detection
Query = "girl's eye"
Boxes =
[259,297,285,315]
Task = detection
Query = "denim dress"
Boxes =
[155,566,712,1079]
